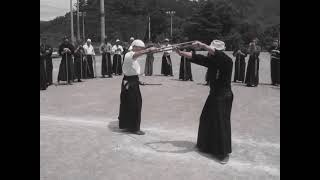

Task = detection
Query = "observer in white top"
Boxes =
[111,41,124,55]
[83,39,95,55]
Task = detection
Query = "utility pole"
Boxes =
[77,0,80,41]
[70,0,75,44]
[80,12,86,41]
[148,15,151,42]
[100,0,105,43]
[166,11,175,38]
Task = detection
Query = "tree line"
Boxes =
[40,0,280,50]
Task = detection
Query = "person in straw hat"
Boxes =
[174,40,234,164]
[118,39,157,135]
[111,39,124,75]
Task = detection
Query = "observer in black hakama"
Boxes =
[233,48,247,82]
[269,46,280,85]
[73,45,84,81]
[41,43,53,85]
[145,53,154,76]
[113,54,122,75]
[84,55,94,78]
[143,42,154,76]
[112,44,124,75]
[161,54,173,76]
[100,42,113,77]
[40,48,47,90]
[57,43,74,83]
[101,52,112,77]
[245,45,261,87]
[179,48,193,81]
[190,51,233,158]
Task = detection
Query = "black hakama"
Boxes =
[101,52,113,77]
[41,44,53,85]
[84,55,95,78]
[45,56,53,85]
[145,53,154,76]
[270,47,280,85]
[179,56,193,81]
[73,49,83,81]
[57,43,74,83]
[40,54,47,90]
[161,55,173,76]
[245,55,260,87]
[112,54,122,75]
[118,75,142,131]
[233,50,247,82]
[190,51,233,159]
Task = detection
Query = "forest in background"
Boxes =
[40,0,280,50]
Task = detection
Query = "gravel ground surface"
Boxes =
[40,51,280,180]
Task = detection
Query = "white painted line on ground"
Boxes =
[40,114,280,149]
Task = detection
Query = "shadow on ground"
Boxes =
[107,120,131,135]
[144,141,223,163]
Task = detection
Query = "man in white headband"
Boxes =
[174,40,233,164]
[118,39,157,135]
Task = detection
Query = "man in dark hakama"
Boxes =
[118,39,157,135]
[174,40,233,164]
[179,47,193,81]
[112,39,124,75]
[161,38,173,76]
[40,37,53,86]
[269,40,280,86]
[245,38,261,87]
[233,45,247,83]
[83,39,96,78]
[144,41,154,76]
[40,44,47,90]
[99,37,113,78]
[73,41,84,82]
[57,37,75,85]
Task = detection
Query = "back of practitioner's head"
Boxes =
[131,39,145,51]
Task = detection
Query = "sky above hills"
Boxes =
[40,0,70,21]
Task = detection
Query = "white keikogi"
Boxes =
[162,38,172,56]
[112,39,123,55]
[83,39,95,55]
[122,40,145,76]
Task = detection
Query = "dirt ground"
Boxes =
[40,51,280,180]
